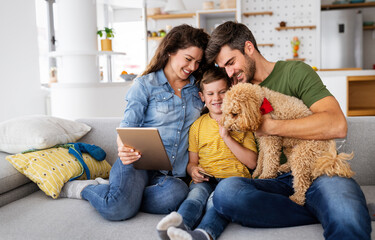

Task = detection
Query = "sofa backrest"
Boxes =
[341,117,375,186]
[77,118,121,166]
[76,117,375,186]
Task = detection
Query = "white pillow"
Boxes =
[0,115,91,154]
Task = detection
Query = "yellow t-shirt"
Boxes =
[188,113,257,179]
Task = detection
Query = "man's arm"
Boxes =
[257,96,347,140]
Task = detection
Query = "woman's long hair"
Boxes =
[142,24,210,81]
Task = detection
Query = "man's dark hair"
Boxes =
[205,21,260,64]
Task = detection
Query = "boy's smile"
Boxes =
[199,79,228,120]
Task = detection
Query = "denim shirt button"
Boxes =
[172,156,175,159]
[182,105,185,108]
[175,144,177,147]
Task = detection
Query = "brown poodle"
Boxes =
[221,83,354,205]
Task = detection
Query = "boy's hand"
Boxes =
[191,166,209,184]
[217,118,229,139]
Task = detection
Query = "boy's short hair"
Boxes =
[199,67,232,92]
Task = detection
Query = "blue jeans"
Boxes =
[177,180,229,240]
[81,158,189,221]
[213,172,371,240]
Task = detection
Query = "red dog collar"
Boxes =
[260,97,274,115]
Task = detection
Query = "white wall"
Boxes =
[0,0,45,122]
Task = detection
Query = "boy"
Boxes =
[156,67,257,240]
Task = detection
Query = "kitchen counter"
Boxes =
[318,69,375,116]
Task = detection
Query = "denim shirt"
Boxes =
[120,69,203,177]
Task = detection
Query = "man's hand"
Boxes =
[255,113,273,137]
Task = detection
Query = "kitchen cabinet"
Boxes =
[347,75,375,116]
[319,70,375,116]
[321,2,375,10]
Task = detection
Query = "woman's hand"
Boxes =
[190,166,209,184]
[117,135,141,165]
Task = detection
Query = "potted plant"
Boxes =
[97,27,114,51]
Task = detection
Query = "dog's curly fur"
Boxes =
[221,83,354,205]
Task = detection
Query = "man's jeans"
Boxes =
[213,172,371,240]
[81,158,189,221]
[178,180,229,240]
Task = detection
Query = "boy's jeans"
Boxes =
[178,180,229,240]
[81,158,189,220]
[213,172,371,240]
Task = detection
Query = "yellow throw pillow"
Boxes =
[6,147,111,199]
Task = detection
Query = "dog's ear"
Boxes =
[241,84,263,131]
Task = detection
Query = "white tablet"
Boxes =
[116,128,172,171]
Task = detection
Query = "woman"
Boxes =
[60,24,210,221]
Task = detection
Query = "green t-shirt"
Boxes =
[260,61,332,108]
[259,61,332,164]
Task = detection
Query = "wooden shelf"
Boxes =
[347,75,375,116]
[243,11,273,17]
[275,25,316,31]
[347,109,375,116]
[321,2,375,10]
[286,58,305,61]
[258,43,274,47]
[364,26,375,30]
[147,13,195,20]
[148,37,164,41]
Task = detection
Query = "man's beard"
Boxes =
[244,54,256,83]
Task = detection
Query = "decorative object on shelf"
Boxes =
[164,0,186,13]
[291,36,300,58]
[159,29,166,37]
[279,21,286,27]
[120,71,137,81]
[220,0,236,9]
[97,27,114,51]
[147,7,162,16]
[49,67,58,86]
[203,1,214,10]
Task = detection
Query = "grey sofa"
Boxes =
[0,117,374,240]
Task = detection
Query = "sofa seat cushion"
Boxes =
[0,190,374,240]
[0,151,30,194]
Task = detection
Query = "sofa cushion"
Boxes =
[6,147,111,199]
[0,115,91,154]
[76,118,121,166]
[0,151,30,194]
[342,117,375,186]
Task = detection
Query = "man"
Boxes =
[205,21,371,240]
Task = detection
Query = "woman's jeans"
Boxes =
[81,158,189,221]
[213,172,372,240]
[177,180,229,240]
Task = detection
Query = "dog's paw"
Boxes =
[258,173,276,179]
[278,163,290,173]
[289,194,305,206]
[252,168,262,178]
